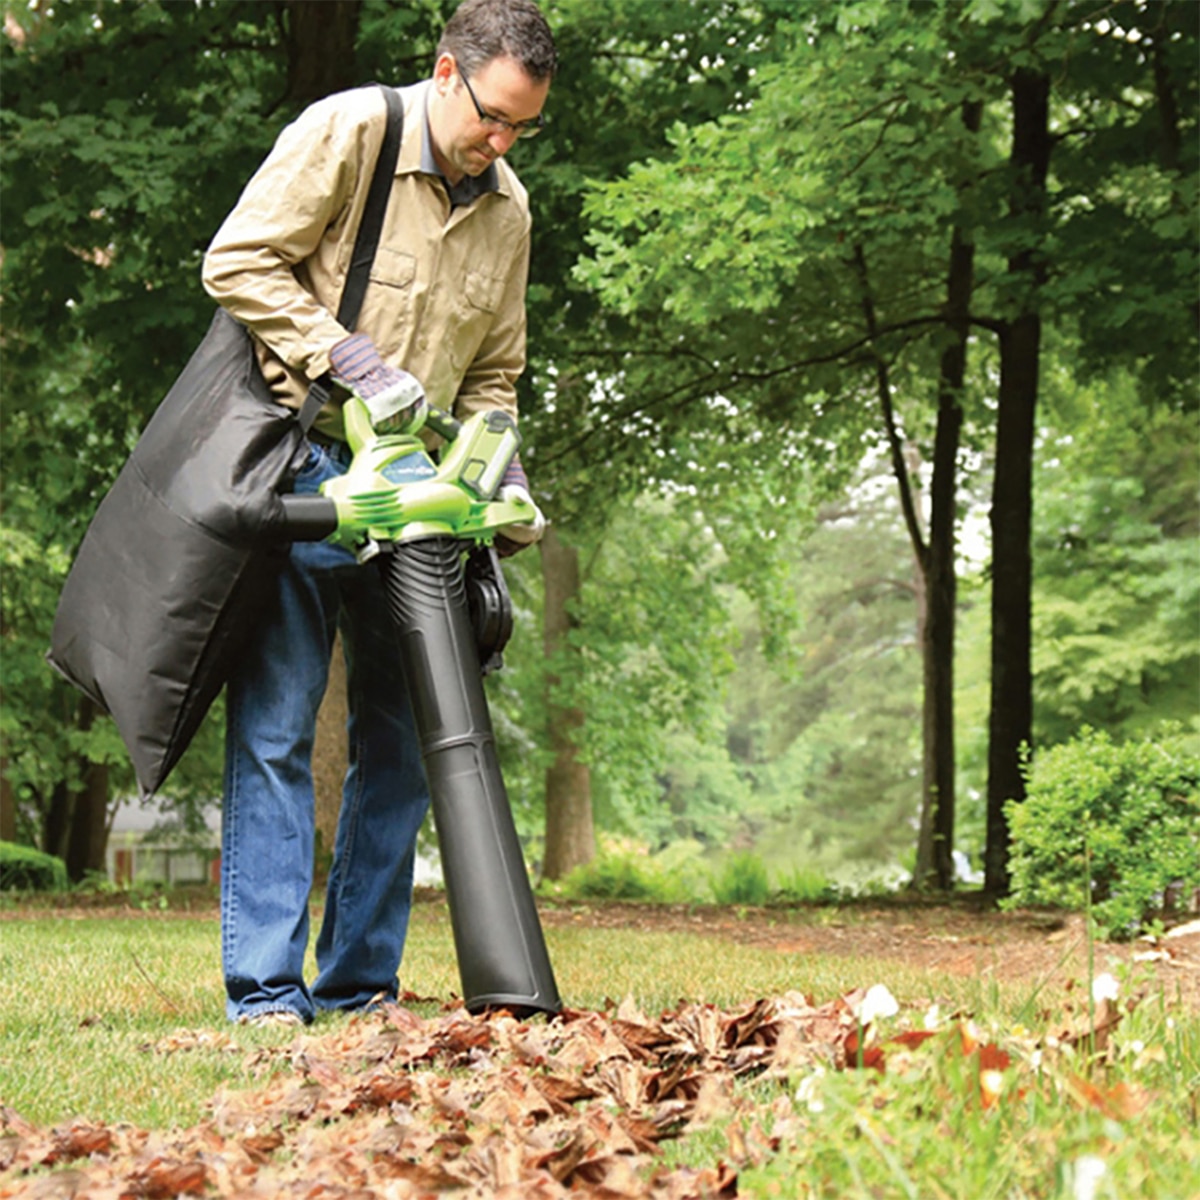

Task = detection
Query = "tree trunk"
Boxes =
[64,761,108,882]
[277,0,361,882]
[540,526,594,880]
[312,633,348,883]
[0,765,16,843]
[282,0,363,106]
[915,393,963,889]
[43,781,70,860]
[63,698,110,882]
[921,374,965,886]
[854,226,968,894]
[913,99,981,890]
[984,69,1051,897]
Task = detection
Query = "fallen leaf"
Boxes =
[44,1120,113,1164]
[124,1155,207,1197]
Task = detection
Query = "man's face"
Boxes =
[429,52,550,184]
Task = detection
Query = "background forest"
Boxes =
[2,0,1196,902]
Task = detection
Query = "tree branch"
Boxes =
[851,244,928,562]
[539,312,948,469]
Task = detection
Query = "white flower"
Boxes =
[858,984,899,1025]
[796,1066,826,1113]
[1091,972,1119,1004]
[1069,1155,1107,1200]
[923,1003,942,1031]
[980,1068,1005,1107]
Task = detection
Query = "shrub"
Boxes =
[557,849,663,902]
[1005,727,1200,939]
[711,851,770,906]
[0,841,68,892]
[546,838,712,904]
[772,866,834,904]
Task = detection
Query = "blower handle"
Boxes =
[425,407,462,441]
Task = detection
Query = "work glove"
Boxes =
[494,456,546,557]
[330,333,428,435]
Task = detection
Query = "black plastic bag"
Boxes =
[47,309,307,797]
[47,84,403,799]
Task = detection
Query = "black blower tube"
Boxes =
[380,537,562,1017]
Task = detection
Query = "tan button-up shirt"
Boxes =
[202,81,530,443]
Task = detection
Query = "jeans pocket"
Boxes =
[293,442,328,493]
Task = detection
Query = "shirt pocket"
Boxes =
[463,268,502,313]
[370,247,417,290]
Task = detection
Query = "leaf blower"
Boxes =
[282,397,561,1018]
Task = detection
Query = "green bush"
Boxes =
[557,850,663,901]
[772,865,834,904]
[0,841,68,892]
[549,839,710,904]
[1005,727,1200,939]
[711,850,770,905]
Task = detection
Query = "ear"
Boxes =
[433,52,457,92]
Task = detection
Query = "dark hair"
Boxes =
[438,0,557,83]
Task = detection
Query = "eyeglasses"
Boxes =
[460,71,545,140]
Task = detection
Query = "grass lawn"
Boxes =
[1,893,1197,1197]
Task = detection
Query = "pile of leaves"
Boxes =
[1,989,894,1199]
[0,984,1135,1199]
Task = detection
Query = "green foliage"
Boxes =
[718,460,924,876]
[547,837,707,903]
[546,840,838,907]
[655,726,754,848]
[710,850,770,906]
[481,549,553,839]
[0,522,135,846]
[557,851,662,902]
[0,841,68,892]
[575,0,1197,880]
[557,495,742,834]
[1005,727,1200,939]
[771,865,836,904]
[956,365,1199,843]
[1033,372,1200,746]
[0,0,299,851]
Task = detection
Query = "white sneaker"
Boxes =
[240,1009,305,1028]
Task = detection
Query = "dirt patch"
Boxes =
[538,898,1200,1011]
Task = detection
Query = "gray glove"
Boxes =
[330,333,428,435]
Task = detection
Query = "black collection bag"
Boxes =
[48,84,403,798]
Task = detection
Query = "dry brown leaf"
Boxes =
[123,1154,208,1197]
[44,1120,113,1165]
[532,1071,600,1113]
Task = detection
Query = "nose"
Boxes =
[487,126,521,155]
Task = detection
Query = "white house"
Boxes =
[105,799,220,887]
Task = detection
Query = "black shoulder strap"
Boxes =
[298,84,405,434]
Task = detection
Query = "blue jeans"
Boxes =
[220,441,431,1023]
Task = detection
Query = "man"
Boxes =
[201,0,556,1026]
